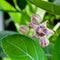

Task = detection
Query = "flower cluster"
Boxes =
[19,14,54,47]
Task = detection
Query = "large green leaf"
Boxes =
[29,0,60,15]
[0,0,21,23]
[0,31,17,57]
[1,33,47,60]
[0,31,17,46]
[52,34,60,60]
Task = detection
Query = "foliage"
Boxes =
[0,0,60,60]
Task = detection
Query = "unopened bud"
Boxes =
[19,25,29,34]
[39,36,49,47]
[31,14,41,25]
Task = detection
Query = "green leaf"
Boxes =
[0,31,17,39]
[1,33,47,60]
[0,31,17,57]
[16,0,27,10]
[29,0,60,15]
[43,43,54,60]
[0,31,17,46]
[52,34,60,60]
[3,58,11,60]
[20,11,30,25]
[0,0,21,24]
[49,0,55,2]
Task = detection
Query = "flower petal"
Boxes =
[47,28,54,34]
[29,22,38,29]
[40,20,48,27]
[39,36,49,47]
[19,25,29,34]
[31,14,41,25]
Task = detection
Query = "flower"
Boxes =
[32,20,54,37]
[29,14,54,47]
[19,14,54,47]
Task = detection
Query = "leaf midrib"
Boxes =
[6,41,35,60]
[22,39,39,60]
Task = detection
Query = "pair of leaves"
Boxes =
[0,31,47,60]
[0,0,36,25]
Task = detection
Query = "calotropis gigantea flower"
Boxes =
[19,14,54,47]
[30,15,54,47]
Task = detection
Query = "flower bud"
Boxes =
[31,14,41,25]
[29,22,38,29]
[19,25,29,34]
[39,36,49,47]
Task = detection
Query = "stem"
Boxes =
[53,22,60,31]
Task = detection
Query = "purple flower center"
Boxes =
[36,26,47,36]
